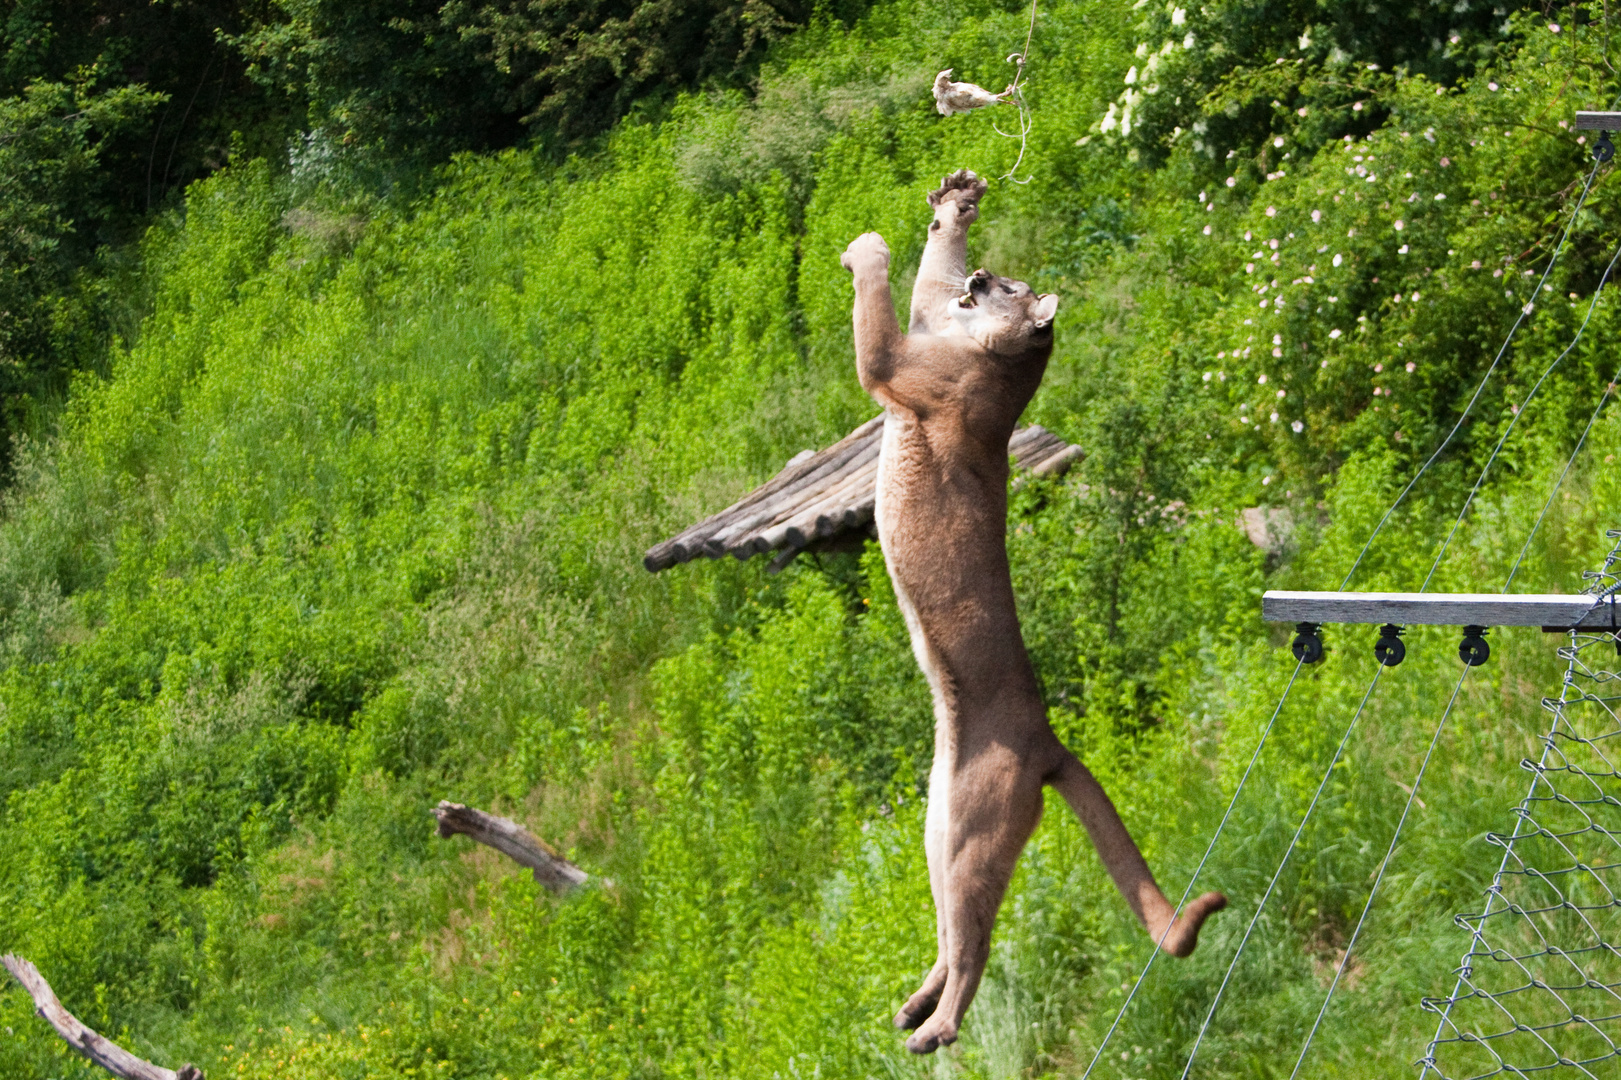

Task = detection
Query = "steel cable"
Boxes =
[1078,658,1307,1078]
[1338,157,1602,591]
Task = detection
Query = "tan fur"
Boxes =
[839,170,1226,1055]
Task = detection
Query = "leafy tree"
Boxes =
[0,80,161,434]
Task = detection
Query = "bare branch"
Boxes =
[0,955,202,1080]
[431,801,590,893]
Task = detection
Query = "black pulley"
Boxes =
[1459,625,1491,667]
[1292,622,1324,665]
[1596,131,1616,164]
[1374,623,1405,667]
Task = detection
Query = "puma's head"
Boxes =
[946,268,1059,357]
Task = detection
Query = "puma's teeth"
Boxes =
[958,293,975,307]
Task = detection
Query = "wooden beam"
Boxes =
[432,801,590,893]
[1575,111,1621,130]
[1262,591,1616,628]
[0,955,201,1080]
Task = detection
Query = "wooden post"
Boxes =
[431,801,590,893]
[0,955,201,1080]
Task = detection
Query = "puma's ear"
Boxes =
[1033,293,1059,328]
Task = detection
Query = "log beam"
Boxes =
[0,955,201,1080]
[431,801,589,893]
[1262,590,1617,628]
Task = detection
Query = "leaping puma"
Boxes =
[840,170,1226,1054]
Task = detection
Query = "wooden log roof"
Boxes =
[644,415,1083,574]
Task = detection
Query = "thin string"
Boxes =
[1176,666,1387,1079]
[1420,229,1621,593]
[1415,618,1591,1076]
[1503,287,1621,590]
[1084,156,1603,1078]
[1337,158,1602,591]
[1287,662,1472,1078]
[996,0,1039,183]
[1078,658,1307,1078]
[1284,219,1621,1074]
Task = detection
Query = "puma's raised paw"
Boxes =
[905,1016,959,1055]
[841,231,891,273]
[1159,891,1228,959]
[927,168,988,208]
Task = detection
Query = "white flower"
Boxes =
[1434,192,1446,200]
[1171,7,1186,25]
[1184,31,1196,48]
[1270,412,1280,423]
[1549,23,1560,33]
[1203,371,1213,381]
[1311,209,1322,223]
[1246,263,1255,273]
[1273,136,1284,148]
[1398,244,1409,254]
[1394,220,1405,230]
[1203,224,1212,235]
[1273,346,1283,356]
[1266,206,1278,216]
[1258,373,1268,383]
[1291,419,1304,433]
[1411,291,1420,301]
[1333,253,1343,266]
[1488,81,1499,91]
[1353,101,1364,111]
[1227,176,1237,187]
[1125,65,1138,85]
[1262,474,1273,483]
[1329,328,1342,339]
[1405,361,1416,372]
[1276,389,1286,398]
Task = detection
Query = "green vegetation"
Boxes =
[2,1,1621,1077]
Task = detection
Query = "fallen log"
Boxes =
[431,801,590,893]
[0,955,201,1080]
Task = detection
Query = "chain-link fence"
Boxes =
[1418,531,1621,1079]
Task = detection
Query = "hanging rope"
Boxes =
[995,0,1040,183]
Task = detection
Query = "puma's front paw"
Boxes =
[926,168,988,226]
[841,232,891,273]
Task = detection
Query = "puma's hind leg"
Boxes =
[1047,750,1226,957]
[894,753,952,1030]
[905,762,1046,1054]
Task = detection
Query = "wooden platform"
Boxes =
[643,416,1083,573]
